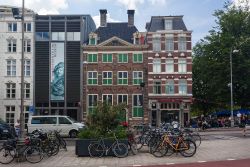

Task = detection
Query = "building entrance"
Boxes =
[161,110,179,124]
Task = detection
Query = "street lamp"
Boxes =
[12,0,25,138]
[230,48,239,127]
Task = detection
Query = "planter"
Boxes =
[75,138,128,157]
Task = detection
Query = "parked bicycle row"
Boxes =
[0,129,67,164]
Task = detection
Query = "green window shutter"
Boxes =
[93,79,97,84]
[108,54,112,62]
[118,79,122,84]
[87,54,91,62]
[138,107,143,117]
[103,79,107,85]
[138,54,143,62]
[108,79,112,84]
[103,54,107,62]
[124,54,128,62]
[124,79,128,84]
[90,38,95,45]
[93,54,97,62]
[88,79,91,84]
[133,54,137,62]
[118,54,122,62]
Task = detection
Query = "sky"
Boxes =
[0,0,247,45]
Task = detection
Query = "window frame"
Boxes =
[117,94,128,105]
[166,79,175,94]
[24,83,30,99]
[6,83,16,99]
[118,53,128,63]
[88,94,98,114]
[179,79,187,94]
[178,36,186,51]
[152,37,161,52]
[133,71,143,85]
[178,59,187,73]
[87,54,98,63]
[7,59,16,76]
[24,59,31,76]
[87,71,98,85]
[102,94,113,105]
[102,53,113,63]
[132,94,143,118]
[8,22,17,32]
[102,71,112,85]
[153,58,161,73]
[153,80,161,94]
[117,71,128,85]
[133,53,143,63]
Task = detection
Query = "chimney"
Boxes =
[100,9,107,27]
[127,10,135,26]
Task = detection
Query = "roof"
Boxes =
[146,16,187,32]
[95,22,138,44]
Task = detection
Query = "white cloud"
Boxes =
[149,0,166,5]
[93,13,121,28]
[0,0,68,14]
[117,0,144,10]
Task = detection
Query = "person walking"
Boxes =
[14,119,20,138]
[241,115,247,136]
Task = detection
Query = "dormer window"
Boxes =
[89,32,97,45]
[133,31,144,45]
[165,19,172,30]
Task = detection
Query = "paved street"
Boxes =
[1,129,250,167]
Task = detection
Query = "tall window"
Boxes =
[89,38,96,45]
[7,39,16,52]
[103,94,113,105]
[7,60,16,76]
[153,58,161,73]
[102,53,112,63]
[24,59,31,76]
[118,71,128,85]
[24,40,31,52]
[102,71,112,85]
[87,54,97,63]
[24,83,30,99]
[166,59,174,73]
[178,59,187,73]
[153,81,161,94]
[178,37,186,51]
[165,19,173,30]
[153,37,161,52]
[24,22,31,32]
[5,106,15,126]
[88,71,98,85]
[166,80,174,94]
[52,32,65,40]
[36,32,50,40]
[165,37,174,51]
[117,94,128,104]
[67,32,80,41]
[6,83,16,98]
[133,53,143,63]
[179,79,187,94]
[118,53,128,63]
[8,23,17,32]
[133,71,143,85]
[88,94,98,114]
[133,94,143,117]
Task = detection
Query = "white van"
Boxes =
[27,115,85,138]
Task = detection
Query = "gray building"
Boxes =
[34,15,96,121]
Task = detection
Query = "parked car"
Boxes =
[0,120,16,140]
[27,115,85,138]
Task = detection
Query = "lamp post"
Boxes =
[140,82,145,124]
[230,48,239,127]
[12,0,25,138]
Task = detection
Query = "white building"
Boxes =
[0,6,35,128]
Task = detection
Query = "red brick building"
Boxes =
[82,10,148,125]
[145,16,192,127]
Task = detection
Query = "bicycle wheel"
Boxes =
[179,139,196,157]
[88,143,104,157]
[151,142,167,157]
[192,134,201,147]
[112,143,128,158]
[59,138,67,151]
[134,136,143,150]
[25,146,43,163]
[128,141,138,155]
[0,146,16,164]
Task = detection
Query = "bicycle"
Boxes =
[0,138,43,164]
[88,133,128,158]
[151,132,196,157]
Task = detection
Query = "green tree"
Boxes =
[192,0,250,115]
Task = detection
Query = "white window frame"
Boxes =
[88,71,98,85]
[24,59,31,76]
[6,83,16,99]
[166,59,174,73]
[5,106,15,126]
[153,80,161,94]
[165,36,174,51]
[179,79,187,94]
[152,37,161,52]
[153,58,161,73]
[165,19,173,30]
[102,71,112,85]
[178,36,186,51]
[24,83,30,99]
[178,59,187,73]
[24,40,31,52]
[7,39,17,52]
[166,79,175,94]
[102,94,113,105]
[8,22,17,32]
[24,22,32,32]
[88,94,98,114]
[7,59,16,76]
[132,94,143,118]
[117,94,128,105]
[117,71,128,85]
[133,71,143,85]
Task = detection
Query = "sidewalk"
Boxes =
[7,133,250,167]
